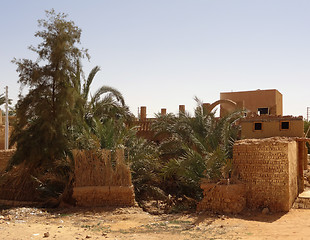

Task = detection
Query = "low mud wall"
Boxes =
[72,149,135,207]
[73,186,135,207]
[233,137,298,212]
[197,182,246,214]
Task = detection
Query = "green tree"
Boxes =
[76,65,129,120]
[82,66,133,129]
[10,9,87,169]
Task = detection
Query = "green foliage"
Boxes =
[204,147,227,180]
[161,147,206,199]
[10,10,87,169]
[127,138,165,200]
[71,62,134,151]
[80,66,132,123]
[152,99,244,199]
[1,10,91,205]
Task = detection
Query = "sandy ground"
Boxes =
[0,206,309,240]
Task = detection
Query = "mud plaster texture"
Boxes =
[233,137,298,212]
[197,183,246,214]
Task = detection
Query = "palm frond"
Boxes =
[91,85,125,106]
[82,65,100,100]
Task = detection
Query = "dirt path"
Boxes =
[0,207,309,239]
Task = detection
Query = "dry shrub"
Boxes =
[72,149,135,207]
[0,163,41,202]
[0,158,72,205]
[0,149,15,173]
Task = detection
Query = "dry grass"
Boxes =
[0,148,134,205]
[0,163,41,202]
[73,149,132,187]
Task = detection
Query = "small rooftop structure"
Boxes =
[220,89,283,117]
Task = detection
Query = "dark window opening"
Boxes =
[281,121,290,130]
[258,107,269,115]
[254,122,262,130]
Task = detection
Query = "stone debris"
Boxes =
[1,207,48,220]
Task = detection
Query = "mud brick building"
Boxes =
[240,115,304,139]
[220,89,283,117]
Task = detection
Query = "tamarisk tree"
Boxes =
[10,10,88,168]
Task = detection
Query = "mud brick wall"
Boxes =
[197,183,246,214]
[233,137,298,212]
[72,149,135,207]
[0,149,15,172]
[73,186,135,207]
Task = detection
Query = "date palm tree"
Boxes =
[152,98,244,199]
[72,63,134,150]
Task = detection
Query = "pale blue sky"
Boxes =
[1,0,309,117]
